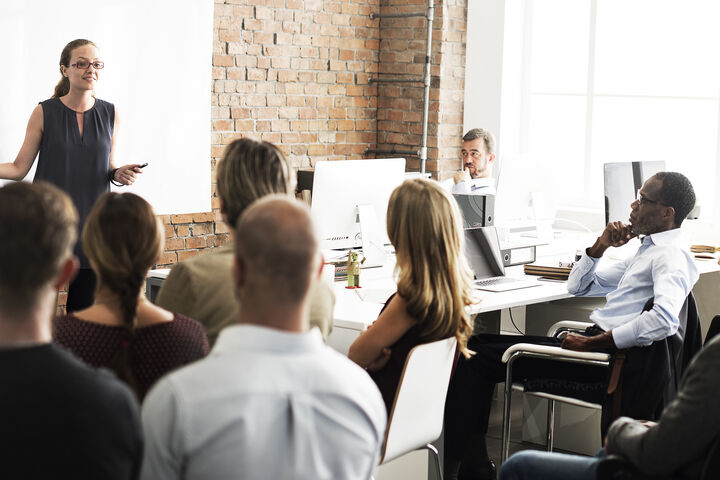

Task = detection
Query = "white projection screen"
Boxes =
[0,0,213,214]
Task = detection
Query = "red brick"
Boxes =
[157,251,177,266]
[178,250,201,262]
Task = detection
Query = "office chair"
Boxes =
[499,321,611,463]
[377,337,458,480]
[499,294,701,464]
[705,315,720,345]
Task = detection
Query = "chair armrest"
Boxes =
[501,343,611,364]
[547,320,595,337]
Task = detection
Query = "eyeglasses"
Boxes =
[70,61,104,70]
[461,150,483,160]
[636,190,664,206]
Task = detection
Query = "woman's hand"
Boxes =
[112,164,144,186]
[366,348,392,372]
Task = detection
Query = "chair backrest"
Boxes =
[379,336,458,465]
[704,315,720,346]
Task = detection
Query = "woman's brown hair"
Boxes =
[53,39,97,98]
[82,192,162,394]
[387,178,476,358]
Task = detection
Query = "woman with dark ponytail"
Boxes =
[54,192,209,399]
[0,39,146,312]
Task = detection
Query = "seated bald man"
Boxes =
[141,196,386,480]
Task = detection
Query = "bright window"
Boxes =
[495,0,720,221]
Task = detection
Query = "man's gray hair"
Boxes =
[462,128,496,155]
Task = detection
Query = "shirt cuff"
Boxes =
[611,322,637,350]
[452,181,471,194]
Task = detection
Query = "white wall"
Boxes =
[0,0,213,214]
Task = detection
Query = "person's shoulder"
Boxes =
[175,246,233,275]
[48,344,137,407]
[169,313,211,339]
[94,98,114,109]
[316,345,382,391]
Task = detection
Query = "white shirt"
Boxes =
[567,228,698,349]
[441,176,496,195]
[140,325,387,480]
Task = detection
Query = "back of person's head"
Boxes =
[234,196,318,311]
[82,192,162,392]
[217,138,295,228]
[462,128,496,155]
[0,182,78,318]
[386,178,475,357]
[654,171,696,227]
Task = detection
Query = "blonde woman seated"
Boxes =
[54,193,209,400]
[348,178,475,413]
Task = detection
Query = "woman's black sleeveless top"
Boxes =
[34,97,114,268]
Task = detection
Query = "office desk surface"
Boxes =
[332,251,720,332]
[332,264,572,331]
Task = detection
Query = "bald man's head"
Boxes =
[234,196,319,305]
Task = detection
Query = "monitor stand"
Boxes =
[357,204,386,268]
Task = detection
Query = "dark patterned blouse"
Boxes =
[54,313,209,400]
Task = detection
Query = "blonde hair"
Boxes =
[82,192,163,395]
[387,178,476,357]
[216,138,295,228]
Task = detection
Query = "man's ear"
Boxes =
[54,256,78,291]
[316,254,325,281]
[663,205,676,225]
[219,198,230,226]
[488,153,496,164]
[233,254,246,290]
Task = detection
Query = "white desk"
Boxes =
[328,262,573,354]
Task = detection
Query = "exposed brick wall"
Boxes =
[163,0,468,266]
[157,0,384,271]
[57,0,469,313]
[376,0,467,179]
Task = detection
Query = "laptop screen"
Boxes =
[464,227,505,280]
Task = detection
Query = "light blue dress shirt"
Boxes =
[140,325,387,480]
[441,176,497,195]
[567,228,698,349]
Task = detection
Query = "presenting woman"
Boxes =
[0,39,143,311]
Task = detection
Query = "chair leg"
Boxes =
[425,443,443,480]
[546,399,555,452]
[501,360,515,464]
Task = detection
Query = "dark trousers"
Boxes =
[66,268,97,313]
[444,333,607,462]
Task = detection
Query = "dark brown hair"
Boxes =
[53,39,97,98]
[82,193,162,394]
[0,182,77,317]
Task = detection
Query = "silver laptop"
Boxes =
[464,227,539,292]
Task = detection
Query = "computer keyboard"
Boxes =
[474,277,519,287]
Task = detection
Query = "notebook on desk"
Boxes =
[464,227,540,292]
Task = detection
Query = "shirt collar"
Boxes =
[212,324,324,356]
[644,227,683,247]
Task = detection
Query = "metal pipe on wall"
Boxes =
[420,4,434,174]
[369,2,434,174]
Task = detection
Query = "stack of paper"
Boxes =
[524,262,572,281]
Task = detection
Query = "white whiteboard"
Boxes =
[0,0,213,214]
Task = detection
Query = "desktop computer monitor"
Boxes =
[604,161,665,224]
[311,158,406,251]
